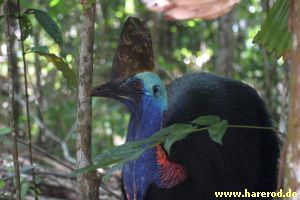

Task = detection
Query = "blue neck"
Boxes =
[123,97,165,200]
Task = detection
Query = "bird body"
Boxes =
[92,72,279,200]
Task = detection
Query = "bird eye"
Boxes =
[131,80,142,90]
[153,85,160,95]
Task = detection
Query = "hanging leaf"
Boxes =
[253,0,292,57]
[19,15,32,41]
[208,120,228,145]
[192,115,220,126]
[28,48,77,88]
[163,124,196,154]
[24,9,63,46]
[0,127,11,136]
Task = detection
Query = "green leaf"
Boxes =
[0,180,5,189]
[192,115,220,126]
[163,124,196,154]
[208,120,228,145]
[72,148,144,177]
[49,0,60,7]
[31,9,63,46]
[149,123,196,143]
[71,157,123,177]
[0,127,11,136]
[27,46,49,54]
[74,124,197,177]
[20,177,30,199]
[102,149,144,181]
[19,16,32,41]
[29,50,77,88]
[253,0,292,57]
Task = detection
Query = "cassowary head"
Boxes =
[92,72,168,115]
[92,72,180,200]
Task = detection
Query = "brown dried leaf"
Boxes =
[142,0,239,20]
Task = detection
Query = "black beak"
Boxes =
[91,80,135,102]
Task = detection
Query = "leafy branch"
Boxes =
[253,0,292,57]
[22,8,63,46]
[73,115,277,179]
[16,7,77,88]
[26,46,77,88]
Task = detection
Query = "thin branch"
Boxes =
[16,0,38,199]
[3,1,21,199]
[33,30,46,146]
[76,1,101,200]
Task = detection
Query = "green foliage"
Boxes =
[27,47,77,88]
[163,124,196,154]
[20,177,30,199]
[73,114,274,178]
[24,9,63,46]
[207,120,228,144]
[0,127,11,136]
[192,115,221,126]
[73,115,230,178]
[28,45,49,54]
[0,180,5,189]
[19,16,33,41]
[17,6,73,90]
[192,116,228,144]
[253,0,292,57]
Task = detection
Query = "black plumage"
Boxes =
[143,73,279,200]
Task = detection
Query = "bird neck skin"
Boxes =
[123,96,165,200]
[123,96,187,200]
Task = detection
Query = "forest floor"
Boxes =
[0,141,123,200]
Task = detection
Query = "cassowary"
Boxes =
[92,17,279,200]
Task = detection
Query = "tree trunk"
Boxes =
[283,0,300,195]
[4,1,21,129]
[216,10,234,78]
[76,1,101,200]
[3,1,21,199]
